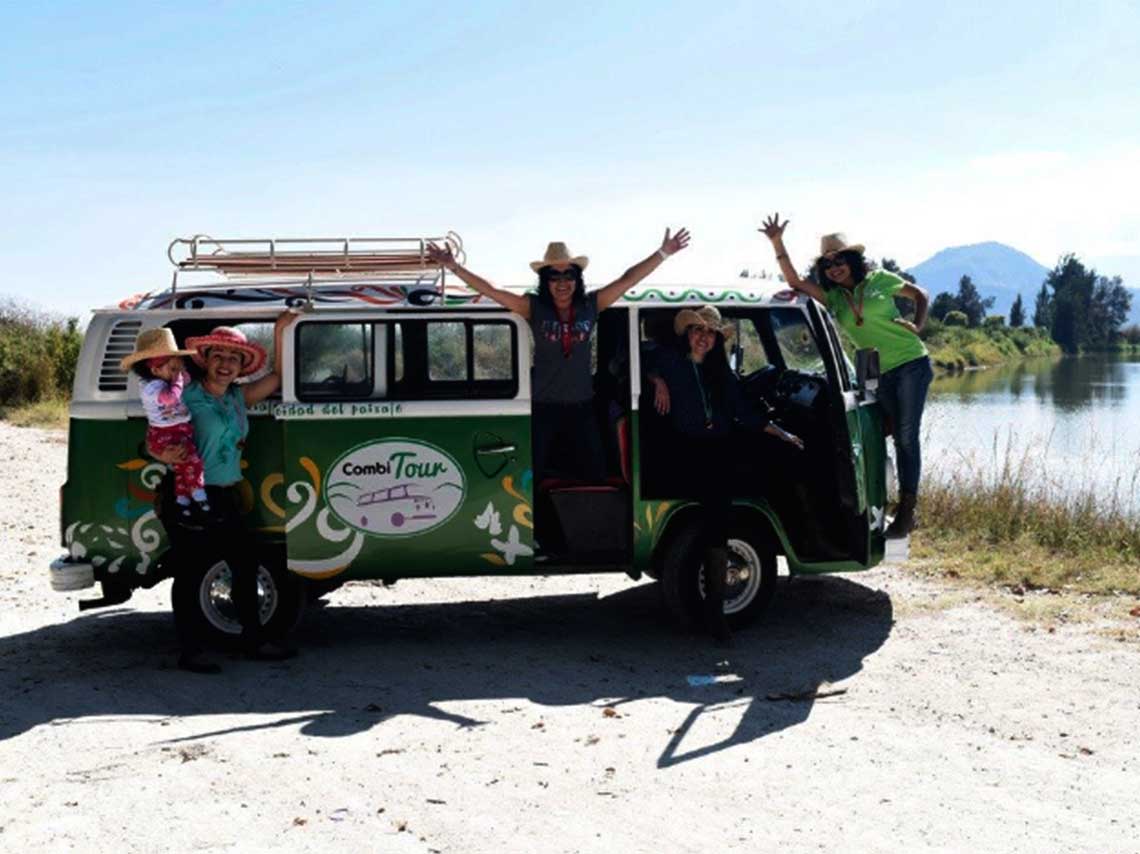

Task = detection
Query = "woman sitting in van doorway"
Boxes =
[150,312,297,674]
[647,305,803,642]
[427,229,690,484]
[760,214,931,538]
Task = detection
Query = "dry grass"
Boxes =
[904,434,1140,633]
[914,432,1140,599]
[0,396,69,429]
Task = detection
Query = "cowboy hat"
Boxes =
[119,327,197,370]
[530,242,589,272]
[184,326,268,376]
[673,305,733,337]
[817,233,865,259]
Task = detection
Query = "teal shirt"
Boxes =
[824,270,928,373]
[181,381,249,486]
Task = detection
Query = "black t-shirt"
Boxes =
[527,292,599,403]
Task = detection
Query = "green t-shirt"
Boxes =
[181,381,249,486]
[824,270,927,373]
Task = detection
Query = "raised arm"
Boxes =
[426,243,531,319]
[595,227,690,312]
[243,310,297,406]
[759,214,826,304]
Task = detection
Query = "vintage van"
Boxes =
[50,234,897,644]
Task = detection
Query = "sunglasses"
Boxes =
[546,269,577,283]
[819,256,851,271]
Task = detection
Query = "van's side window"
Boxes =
[296,322,375,400]
[165,318,282,396]
[473,324,512,380]
[389,319,518,401]
[725,315,771,375]
[427,322,467,381]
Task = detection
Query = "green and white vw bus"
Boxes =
[50,234,896,643]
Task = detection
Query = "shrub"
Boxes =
[943,310,968,327]
[983,315,1005,328]
[0,299,83,407]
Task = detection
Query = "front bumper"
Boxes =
[50,556,95,592]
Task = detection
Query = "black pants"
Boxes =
[681,438,732,633]
[532,400,607,484]
[160,479,262,651]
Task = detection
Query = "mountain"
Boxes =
[906,242,1049,319]
[907,241,1140,325]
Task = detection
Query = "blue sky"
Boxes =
[2,1,1138,319]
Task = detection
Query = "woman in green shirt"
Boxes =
[760,214,931,538]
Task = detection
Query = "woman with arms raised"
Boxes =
[760,214,931,537]
[428,229,690,485]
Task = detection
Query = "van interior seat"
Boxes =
[538,409,631,495]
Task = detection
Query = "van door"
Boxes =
[803,300,886,565]
[277,312,534,581]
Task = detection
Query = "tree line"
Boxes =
[922,254,1132,353]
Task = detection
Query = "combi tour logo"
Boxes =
[325,439,467,537]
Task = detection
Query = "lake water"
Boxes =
[921,355,1140,514]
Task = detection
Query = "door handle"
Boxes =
[476,444,517,456]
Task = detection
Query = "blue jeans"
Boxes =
[878,356,933,495]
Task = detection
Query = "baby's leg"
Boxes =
[165,423,207,508]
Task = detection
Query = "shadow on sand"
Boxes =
[1,575,892,768]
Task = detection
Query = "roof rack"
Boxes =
[165,232,464,297]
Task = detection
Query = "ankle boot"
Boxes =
[885,492,917,539]
[702,546,732,644]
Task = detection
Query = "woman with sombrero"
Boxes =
[760,214,931,537]
[648,305,803,641]
[147,312,298,673]
[427,229,690,485]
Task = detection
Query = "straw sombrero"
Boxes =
[530,242,589,272]
[184,326,268,376]
[817,233,865,260]
[119,327,196,370]
[673,305,733,337]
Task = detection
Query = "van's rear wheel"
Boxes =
[171,551,305,648]
[659,519,778,631]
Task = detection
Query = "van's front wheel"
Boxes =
[659,519,778,631]
[171,551,305,648]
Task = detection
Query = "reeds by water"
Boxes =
[917,432,1140,595]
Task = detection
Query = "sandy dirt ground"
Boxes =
[1,421,1138,853]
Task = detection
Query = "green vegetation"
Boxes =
[920,320,1058,371]
[0,298,82,428]
[911,253,1132,369]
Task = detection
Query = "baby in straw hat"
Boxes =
[120,328,211,526]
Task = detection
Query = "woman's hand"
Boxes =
[759,213,789,243]
[275,308,300,332]
[765,422,804,450]
[660,227,691,257]
[651,376,671,415]
[426,242,458,271]
[892,317,920,336]
[151,445,188,465]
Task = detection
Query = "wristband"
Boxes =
[656,248,670,260]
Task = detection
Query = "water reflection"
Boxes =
[924,355,1140,512]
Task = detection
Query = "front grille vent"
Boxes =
[97,319,143,392]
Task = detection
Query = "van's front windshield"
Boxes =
[767,308,826,375]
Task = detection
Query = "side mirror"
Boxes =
[855,348,880,396]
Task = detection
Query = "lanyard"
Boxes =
[691,361,714,429]
[841,283,865,326]
[559,303,576,359]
